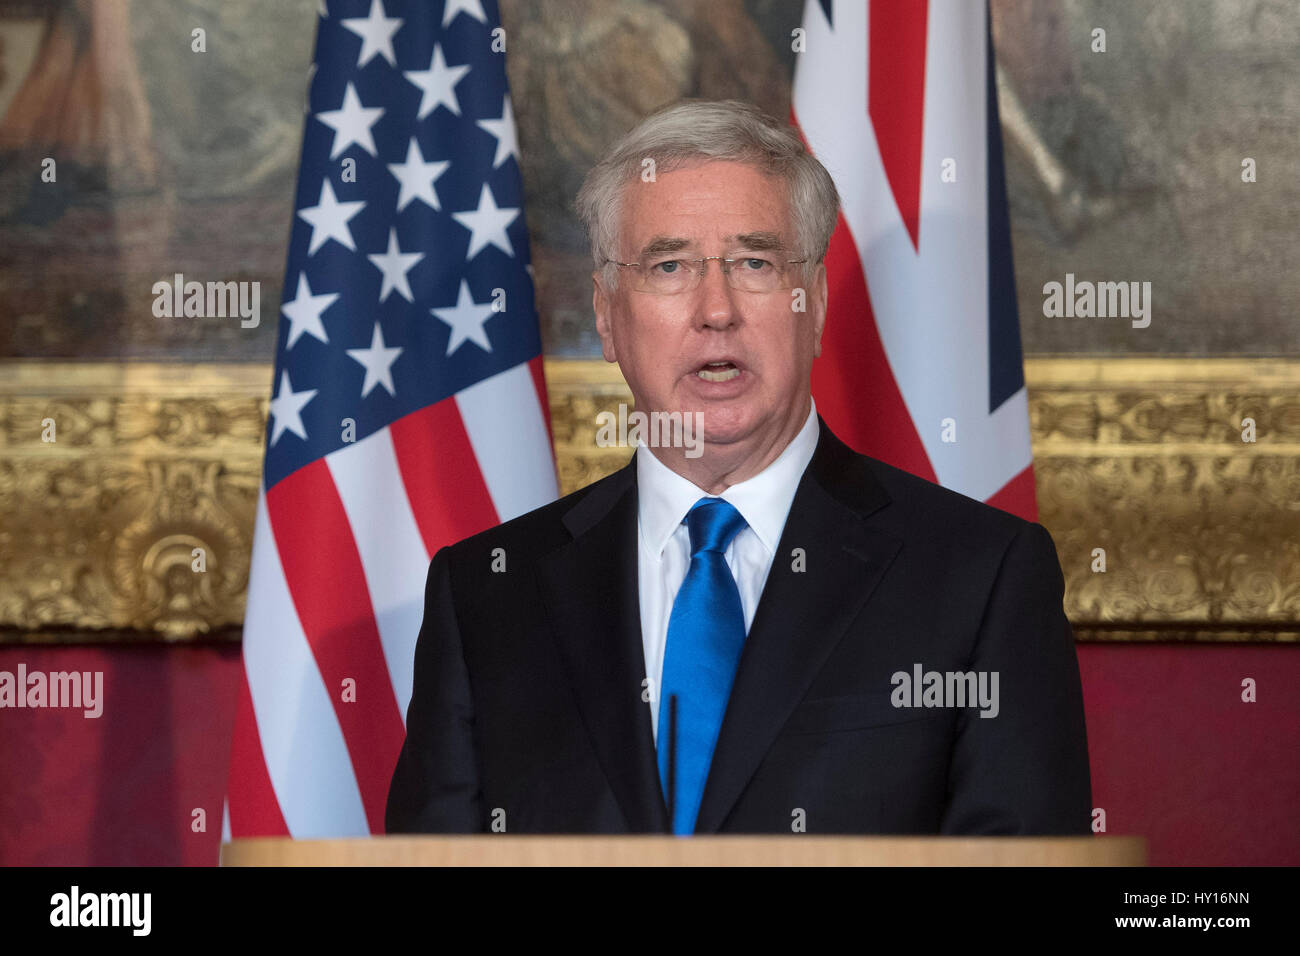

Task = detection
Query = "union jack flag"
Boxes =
[797,0,1037,518]
[224,0,556,839]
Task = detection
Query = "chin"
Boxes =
[694,404,762,446]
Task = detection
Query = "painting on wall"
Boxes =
[0,0,1295,642]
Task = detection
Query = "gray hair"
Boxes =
[575,99,841,288]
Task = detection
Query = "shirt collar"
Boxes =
[636,397,819,558]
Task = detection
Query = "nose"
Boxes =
[696,257,739,331]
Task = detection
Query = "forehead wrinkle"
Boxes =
[616,160,794,253]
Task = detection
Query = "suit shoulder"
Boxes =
[860,453,1043,547]
[441,460,632,561]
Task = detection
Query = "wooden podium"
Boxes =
[222,835,1145,866]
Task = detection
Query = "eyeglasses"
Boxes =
[604,254,808,295]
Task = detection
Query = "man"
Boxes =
[386,99,1091,835]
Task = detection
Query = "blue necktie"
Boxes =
[657,497,749,835]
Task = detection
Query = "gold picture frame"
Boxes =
[0,357,1296,643]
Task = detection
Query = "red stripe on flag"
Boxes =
[807,204,938,483]
[984,462,1038,522]
[869,0,929,250]
[527,354,560,488]
[527,353,555,448]
[265,461,406,833]
[389,399,501,556]
[226,665,289,837]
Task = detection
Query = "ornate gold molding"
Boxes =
[1026,358,1300,641]
[0,363,267,642]
[541,359,636,495]
[0,357,1296,642]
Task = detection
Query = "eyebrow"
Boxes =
[638,236,693,258]
[731,231,786,252]
[636,231,789,258]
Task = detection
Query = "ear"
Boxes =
[593,271,618,363]
[811,262,828,358]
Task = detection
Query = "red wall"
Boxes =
[0,642,1296,865]
[0,644,241,866]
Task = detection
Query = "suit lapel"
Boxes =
[693,421,903,833]
[534,458,670,833]
[535,421,901,835]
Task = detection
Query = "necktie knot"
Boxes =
[685,497,747,557]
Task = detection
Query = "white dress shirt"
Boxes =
[636,398,820,745]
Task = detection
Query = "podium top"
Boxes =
[222,835,1145,867]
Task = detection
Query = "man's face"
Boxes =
[593,160,826,452]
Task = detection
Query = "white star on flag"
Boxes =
[388,137,450,212]
[368,228,424,303]
[453,183,519,259]
[477,93,520,169]
[442,0,488,28]
[316,82,385,159]
[269,370,318,445]
[431,279,496,355]
[346,323,403,398]
[341,0,403,68]
[404,44,470,119]
[280,273,338,348]
[298,179,366,255]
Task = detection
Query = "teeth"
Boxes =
[698,366,740,382]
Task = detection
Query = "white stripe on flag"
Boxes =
[242,487,369,836]
[326,426,430,721]
[456,360,558,522]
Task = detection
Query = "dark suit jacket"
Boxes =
[386,418,1092,834]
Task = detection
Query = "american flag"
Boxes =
[797,0,1037,519]
[224,0,557,840]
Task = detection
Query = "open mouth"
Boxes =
[696,360,741,383]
